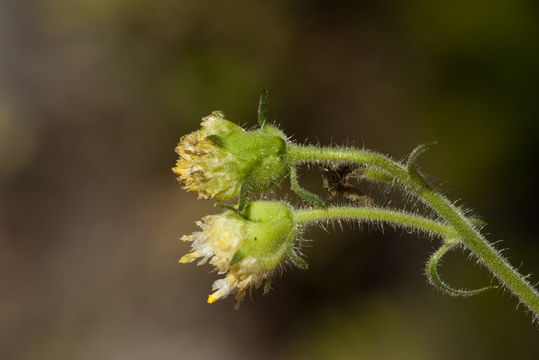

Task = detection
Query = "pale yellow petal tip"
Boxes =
[207,294,219,304]
[179,253,196,264]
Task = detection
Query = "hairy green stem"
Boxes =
[289,144,539,319]
[288,145,413,186]
[294,206,455,239]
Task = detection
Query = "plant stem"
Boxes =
[294,206,455,239]
[420,188,539,318]
[289,144,539,319]
[288,145,412,186]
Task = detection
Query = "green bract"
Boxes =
[231,201,296,269]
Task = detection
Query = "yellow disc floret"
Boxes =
[173,112,243,200]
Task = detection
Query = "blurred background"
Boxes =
[1,0,538,359]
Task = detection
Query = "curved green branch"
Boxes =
[294,206,455,239]
[427,239,498,297]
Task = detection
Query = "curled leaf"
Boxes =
[406,141,438,171]
[426,240,498,297]
[290,166,326,208]
[258,88,268,127]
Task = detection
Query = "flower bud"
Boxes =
[179,201,298,308]
[172,112,288,200]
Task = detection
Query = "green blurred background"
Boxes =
[1,1,538,359]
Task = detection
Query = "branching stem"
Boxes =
[288,144,539,319]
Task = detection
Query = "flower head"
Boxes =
[180,201,299,308]
[173,111,288,200]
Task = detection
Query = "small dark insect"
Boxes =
[321,164,374,206]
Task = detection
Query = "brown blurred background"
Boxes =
[1,1,538,359]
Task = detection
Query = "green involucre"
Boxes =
[231,201,296,271]
[213,123,289,198]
